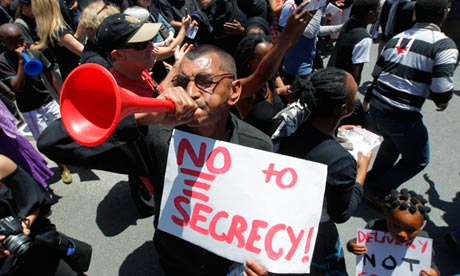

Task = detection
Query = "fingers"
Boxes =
[244,258,269,276]
[353,244,368,254]
[338,124,360,131]
[161,87,198,121]
[357,150,373,164]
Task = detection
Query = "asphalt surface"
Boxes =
[36,41,460,276]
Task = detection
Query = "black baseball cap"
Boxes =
[96,13,161,52]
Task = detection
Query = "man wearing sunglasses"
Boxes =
[96,13,163,98]
[38,3,314,275]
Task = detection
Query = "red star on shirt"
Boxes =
[396,45,409,54]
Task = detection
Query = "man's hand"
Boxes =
[243,258,269,276]
[174,43,194,64]
[276,85,291,96]
[224,20,245,35]
[347,240,367,255]
[420,267,438,276]
[0,235,11,259]
[332,0,345,7]
[355,149,372,187]
[135,86,198,127]
[281,1,314,47]
[181,15,192,30]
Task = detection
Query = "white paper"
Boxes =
[158,130,328,274]
[356,228,433,276]
[337,127,381,160]
[325,3,343,16]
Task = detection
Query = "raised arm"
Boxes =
[239,1,313,100]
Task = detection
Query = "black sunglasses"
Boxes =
[171,73,235,94]
[121,40,150,51]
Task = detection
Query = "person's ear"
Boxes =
[340,102,353,117]
[228,79,241,106]
[421,220,427,229]
[111,49,122,60]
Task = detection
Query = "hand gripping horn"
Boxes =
[60,63,174,146]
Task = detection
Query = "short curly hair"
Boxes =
[384,188,431,220]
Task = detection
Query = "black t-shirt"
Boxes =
[80,40,112,70]
[49,27,80,81]
[244,80,285,136]
[192,0,247,55]
[278,122,362,223]
[0,50,53,112]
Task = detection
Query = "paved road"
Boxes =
[41,41,460,276]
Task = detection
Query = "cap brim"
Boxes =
[128,23,162,43]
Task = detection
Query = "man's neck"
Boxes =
[414,22,441,31]
[189,115,232,141]
[310,115,339,137]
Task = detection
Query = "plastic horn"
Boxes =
[21,51,43,76]
[60,63,175,146]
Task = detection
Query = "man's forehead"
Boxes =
[180,53,222,75]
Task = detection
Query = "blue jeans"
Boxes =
[365,106,430,197]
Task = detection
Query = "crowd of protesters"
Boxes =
[0,0,458,275]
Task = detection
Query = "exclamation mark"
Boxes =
[302,227,314,263]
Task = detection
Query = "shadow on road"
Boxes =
[423,173,460,237]
[423,173,460,275]
[96,181,139,237]
[119,241,163,276]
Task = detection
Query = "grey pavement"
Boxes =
[39,41,460,276]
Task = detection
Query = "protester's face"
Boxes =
[248,41,273,73]
[177,53,238,129]
[137,0,151,9]
[117,41,156,71]
[341,72,359,118]
[385,208,424,243]
[370,3,381,24]
[21,4,34,18]
[1,30,25,52]
[197,0,214,9]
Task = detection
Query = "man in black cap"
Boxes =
[96,13,162,96]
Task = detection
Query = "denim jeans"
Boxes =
[365,106,430,197]
[22,100,61,140]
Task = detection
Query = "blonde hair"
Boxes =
[31,0,69,49]
[79,1,119,41]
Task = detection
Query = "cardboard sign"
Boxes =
[356,228,432,276]
[158,130,328,273]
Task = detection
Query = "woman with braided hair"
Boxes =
[347,188,438,276]
[276,67,372,275]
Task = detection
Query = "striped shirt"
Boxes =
[371,23,458,115]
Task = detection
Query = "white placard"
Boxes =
[158,130,328,273]
[325,3,343,16]
[356,228,433,276]
[337,127,381,160]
